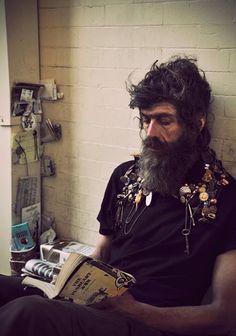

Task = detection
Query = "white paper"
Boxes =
[21,203,41,239]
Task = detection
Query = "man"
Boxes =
[1,56,236,336]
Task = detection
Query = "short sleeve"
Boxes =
[97,160,134,236]
[216,175,236,255]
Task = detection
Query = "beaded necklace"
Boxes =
[115,155,229,254]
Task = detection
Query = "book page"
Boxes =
[22,253,86,298]
[22,276,56,298]
[60,260,135,305]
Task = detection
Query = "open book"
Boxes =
[22,253,136,305]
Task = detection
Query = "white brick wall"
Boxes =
[39,0,236,246]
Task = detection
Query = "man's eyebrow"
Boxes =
[140,112,177,119]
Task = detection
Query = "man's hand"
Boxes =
[91,291,136,315]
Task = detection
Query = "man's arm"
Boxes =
[89,233,112,263]
[95,250,236,335]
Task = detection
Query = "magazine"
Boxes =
[22,259,61,282]
[22,253,136,305]
[12,222,35,251]
[40,240,96,264]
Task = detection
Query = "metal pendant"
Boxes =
[199,191,209,202]
[179,185,191,196]
[135,190,143,209]
[146,192,152,206]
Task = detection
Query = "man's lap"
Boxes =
[0,274,160,336]
[0,274,43,305]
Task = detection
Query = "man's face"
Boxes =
[138,102,201,195]
[140,102,183,143]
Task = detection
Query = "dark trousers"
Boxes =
[0,275,160,336]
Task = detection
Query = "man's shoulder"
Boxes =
[219,171,236,206]
[225,172,236,192]
[104,159,137,195]
[112,159,136,177]
[227,172,236,183]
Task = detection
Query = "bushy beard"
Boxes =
[138,133,200,196]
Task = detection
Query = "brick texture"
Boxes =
[38,0,236,246]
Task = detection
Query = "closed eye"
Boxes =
[140,113,177,127]
[157,116,175,126]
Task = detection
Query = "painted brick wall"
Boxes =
[39,0,236,246]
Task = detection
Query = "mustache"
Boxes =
[142,136,180,156]
[142,136,168,150]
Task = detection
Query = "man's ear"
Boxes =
[200,117,206,131]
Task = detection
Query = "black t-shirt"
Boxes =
[97,159,236,307]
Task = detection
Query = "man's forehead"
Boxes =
[141,102,177,116]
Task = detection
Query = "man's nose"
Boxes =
[146,119,160,137]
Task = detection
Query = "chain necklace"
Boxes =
[123,204,147,235]
[115,156,229,252]
[115,162,150,235]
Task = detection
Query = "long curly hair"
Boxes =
[128,56,212,150]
